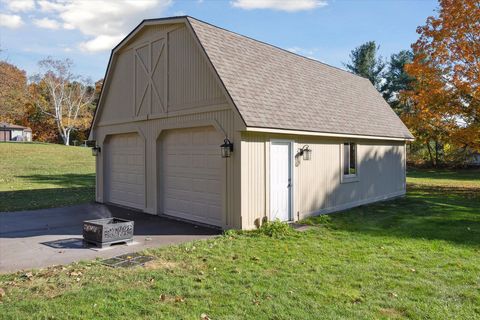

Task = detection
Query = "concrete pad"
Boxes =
[0,203,220,273]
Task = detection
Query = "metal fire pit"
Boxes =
[83,218,134,248]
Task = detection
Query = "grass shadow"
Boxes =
[407,168,480,182]
[305,184,480,247]
[15,173,95,188]
[0,187,95,212]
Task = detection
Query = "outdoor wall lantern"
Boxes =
[298,145,312,160]
[92,146,101,156]
[220,138,234,158]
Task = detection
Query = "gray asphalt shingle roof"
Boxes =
[0,122,30,131]
[187,17,413,140]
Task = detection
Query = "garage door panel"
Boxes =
[161,127,223,226]
[106,133,144,210]
[207,156,222,169]
[191,179,220,194]
[192,156,207,168]
[165,176,192,191]
[165,198,191,213]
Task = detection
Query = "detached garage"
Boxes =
[90,16,413,230]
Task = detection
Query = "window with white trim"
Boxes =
[343,142,357,176]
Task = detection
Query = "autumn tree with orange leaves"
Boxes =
[402,0,480,166]
[0,61,28,123]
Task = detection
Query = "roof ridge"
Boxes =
[186,16,369,82]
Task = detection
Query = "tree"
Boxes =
[403,0,480,163]
[93,78,103,106]
[32,58,94,145]
[23,82,59,142]
[0,61,28,123]
[345,41,385,89]
[381,50,415,115]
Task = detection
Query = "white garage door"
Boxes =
[106,133,145,210]
[161,127,223,226]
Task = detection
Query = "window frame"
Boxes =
[341,142,359,183]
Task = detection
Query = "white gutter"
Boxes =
[245,127,414,142]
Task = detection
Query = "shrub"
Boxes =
[223,229,240,237]
[222,220,297,239]
[303,214,332,227]
[257,219,295,238]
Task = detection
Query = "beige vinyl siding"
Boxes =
[240,132,406,229]
[98,49,134,123]
[240,133,267,229]
[97,23,227,125]
[168,26,225,111]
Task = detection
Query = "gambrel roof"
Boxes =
[94,16,414,140]
[187,17,412,140]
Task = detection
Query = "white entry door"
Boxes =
[270,141,292,222]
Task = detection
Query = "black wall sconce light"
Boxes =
[220,138,234,158]
[298,145,312,160]
[92,145,101,156]
[86,140,100,157]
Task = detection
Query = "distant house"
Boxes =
[0,123,32,142]
[467,152,480,166]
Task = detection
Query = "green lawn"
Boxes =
[0,167,479,319]
[0,142,95,212]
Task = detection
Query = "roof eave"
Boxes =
[245,126,414,142]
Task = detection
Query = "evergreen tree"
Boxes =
[344,41,385,89]
[381,50,414,115]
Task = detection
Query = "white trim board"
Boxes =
[246,127,414,142]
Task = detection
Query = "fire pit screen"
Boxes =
[83,218,134,248]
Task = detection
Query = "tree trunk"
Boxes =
[65,129,71,146]
[426,141,436,167]
[55,118,68,145]
[434,140,440,167]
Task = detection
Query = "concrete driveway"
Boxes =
[0,203,220,273]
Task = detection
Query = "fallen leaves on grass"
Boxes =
[22,272,34,281]
[144,259,179,271]
[158,294,185,303]
[352,297,363,304]
[379,307,404,318]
